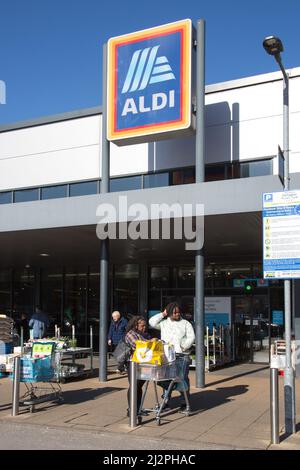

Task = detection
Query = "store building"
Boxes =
[1,67,300,364]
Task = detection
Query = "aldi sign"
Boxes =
[107,19,193,145]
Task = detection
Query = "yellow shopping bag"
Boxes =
[132,339,166,365]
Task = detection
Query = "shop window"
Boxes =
[240,159,272,178]
[143,173,169,189]
[110,176,141,192]
[0,269,11,315]
[87,268,100,332]
[13,268,35,321]
[70,180,98,197]
[41,185,68,200]
[177,267,195,288]
[149,266,170,290]
[14,188,39,203]
[205,164,226,182]
[213,264,252,289]
[113,264,139,315]
[64,269,87,345]
[41,269,63,333]
[0,191,12,204]
[172,168,195,186]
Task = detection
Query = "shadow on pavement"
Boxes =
[61,386,123,405]
[207,365,269,388]
[140,385,249,426]
[172,384,249,414]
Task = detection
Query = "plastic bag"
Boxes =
[132,339,166,365]
[113,339,131,366]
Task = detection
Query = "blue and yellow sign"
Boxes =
[107,19,192,144]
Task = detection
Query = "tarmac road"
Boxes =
[0,421,236,450]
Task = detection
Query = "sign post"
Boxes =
[263,190,297,434]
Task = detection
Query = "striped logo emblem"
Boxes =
[122,46,175,94]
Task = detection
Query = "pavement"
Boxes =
[0,359,300,450]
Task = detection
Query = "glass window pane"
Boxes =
[113,264,139,315]
[205,165,226,182]
[0,192,12,204]
[172,168,195,185]
[41,269,63,335]
[13,268,35,339]
[143,173,169,189]
[41,185,68,200]
[0,269,11,315]
[240,160,272,178]
[110,176,141,192]
[14,188,39,203]
[177,266,195,288]
[88,268,100,331]
[150,267,170,289]
[70,181,98,197]
[64,268,87,346]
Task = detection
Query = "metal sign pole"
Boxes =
[99,42,110,383]
[195,18,206,389]
[279,61,296,435]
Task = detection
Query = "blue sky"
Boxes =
[0,0,299,125]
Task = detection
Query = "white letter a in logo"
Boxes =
[122,98,138,116]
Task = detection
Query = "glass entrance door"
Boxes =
[233,294,270,363]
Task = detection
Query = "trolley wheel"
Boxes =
[156,418,161,426]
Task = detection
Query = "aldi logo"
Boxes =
[107,19,192,145]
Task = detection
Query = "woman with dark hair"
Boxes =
[149,302,195,409]
[124,315,152,416]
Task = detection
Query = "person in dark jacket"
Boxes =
[29,306,50,340]
[108,311,128,372]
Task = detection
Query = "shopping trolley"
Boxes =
[17,341,63,413]
[137,355,191,425]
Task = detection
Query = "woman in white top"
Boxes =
[149,302,195,409]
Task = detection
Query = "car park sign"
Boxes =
[263,190,300,279]
[107,19,192,145]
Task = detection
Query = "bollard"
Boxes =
[12,356,21,417]
[129,360,137,428]
[270,368,280,444]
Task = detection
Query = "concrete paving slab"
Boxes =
[160,429,204,442]
[196,432,269,450]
